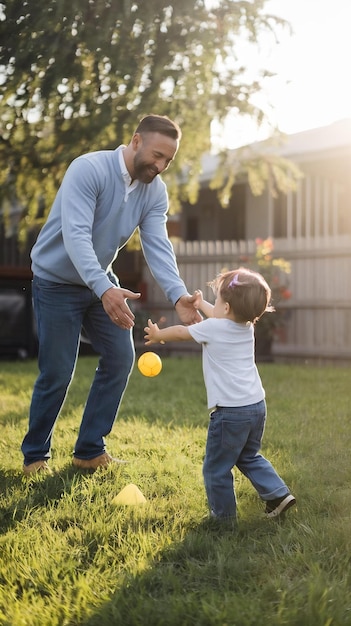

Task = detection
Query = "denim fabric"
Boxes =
[202,400,289,519]
[21,276,134,464]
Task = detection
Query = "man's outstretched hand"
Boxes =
[102,287,141,329]
[175,294,202,325]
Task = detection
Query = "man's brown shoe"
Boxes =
[72,452,127,471]
[23,460,52,476]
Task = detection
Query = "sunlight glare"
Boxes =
[214,0,351,149]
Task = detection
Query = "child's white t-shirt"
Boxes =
[187,317,265,409]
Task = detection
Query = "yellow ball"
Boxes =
[137,351,162,377]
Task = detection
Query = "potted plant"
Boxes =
[241,237,291,360]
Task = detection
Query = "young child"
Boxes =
[144,267,296,521]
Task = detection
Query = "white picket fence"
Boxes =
[138,235,351,361]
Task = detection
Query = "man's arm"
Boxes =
[138,182,201,323]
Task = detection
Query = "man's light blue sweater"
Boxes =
[31,147,187,304]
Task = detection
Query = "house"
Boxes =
[168,118,351,243]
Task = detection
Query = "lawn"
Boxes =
[0,356,350,626]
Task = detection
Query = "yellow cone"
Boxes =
[111,483,146,506]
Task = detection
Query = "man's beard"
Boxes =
[133,154,159,184]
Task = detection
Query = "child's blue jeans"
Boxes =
[202,400,289,519]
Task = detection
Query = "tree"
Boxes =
[0,0,290,238]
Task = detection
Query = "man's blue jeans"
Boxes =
[21,276,135,465]
[202,401,289,519]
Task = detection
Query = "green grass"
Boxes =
[0,356,350,626]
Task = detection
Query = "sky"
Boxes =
[214,0,351,149]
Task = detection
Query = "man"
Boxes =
[22,114,201,475]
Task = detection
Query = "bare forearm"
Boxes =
[145,324,193,345]
[197,300,214,318]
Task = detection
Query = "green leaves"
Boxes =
[0,0,290,230]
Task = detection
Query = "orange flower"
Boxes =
[280,288,292,300]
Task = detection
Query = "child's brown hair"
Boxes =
[208,267,273,324]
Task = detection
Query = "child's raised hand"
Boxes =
[192,289,204,309]
[144,318,159,345]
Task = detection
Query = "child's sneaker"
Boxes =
[265,494,296,518]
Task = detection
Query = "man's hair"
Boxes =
[135,114,182,141]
